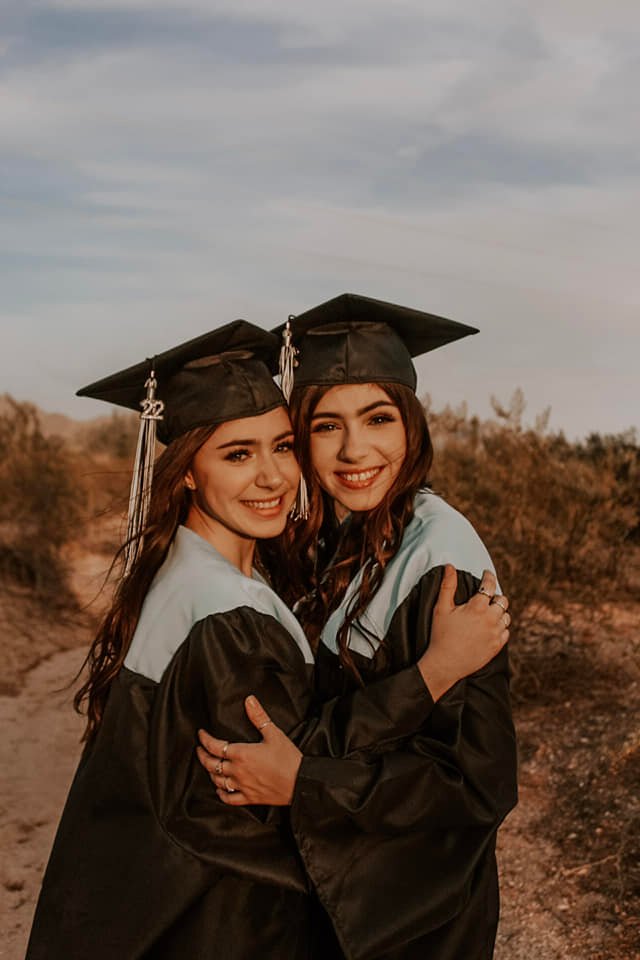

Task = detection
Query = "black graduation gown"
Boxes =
[26,526,433,960]
[290,491,518,960]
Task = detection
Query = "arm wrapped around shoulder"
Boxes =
[290,563,518,959]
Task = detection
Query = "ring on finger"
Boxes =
[258,720,272,731]
[491,596,508,613]
[224,776,235,794]
[214,760,223,775]
[478,586,494,599]
[222,741,230,759]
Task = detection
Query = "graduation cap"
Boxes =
[275,292,478,397]
[78,320,284,445]
[77,320,285,573]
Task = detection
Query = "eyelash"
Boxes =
[225,449,251,462]
[369,414,395,425]
[312,414,396,433]
[312,422,338,433]
[224,440,294,462]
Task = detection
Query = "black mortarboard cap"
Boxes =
[77,320,285,445]
[275,293,478,392]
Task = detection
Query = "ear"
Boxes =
[184,469,196,491]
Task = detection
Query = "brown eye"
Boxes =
[312,421,339,433]
[369,414,395,425]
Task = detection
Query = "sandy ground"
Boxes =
[0,648,84,958]
[2,601,638,958]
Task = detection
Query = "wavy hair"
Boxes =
[265,382,433,682]
[74,424,217,741]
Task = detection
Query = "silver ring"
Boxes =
[478,586,493,599]
[224,777,235,794]
[491,597,508,613]
[222,741,230,758]
[258,720,272,731]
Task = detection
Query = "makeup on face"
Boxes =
[309,383,407,519]
[185,406,300,543]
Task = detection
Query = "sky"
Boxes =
[1,0,638,440]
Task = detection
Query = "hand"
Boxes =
[196,696,302,806]
[418,566,510,701]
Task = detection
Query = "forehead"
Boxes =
[211,404,292,442]
[314,382,394,413]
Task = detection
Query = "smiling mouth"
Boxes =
[334,467,383,490]
[241,496,285,516]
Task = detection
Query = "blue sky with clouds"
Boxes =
[2,0,638,438]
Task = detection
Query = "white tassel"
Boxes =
[290,474,310,521]
[278,316,299,402]
[123,370,164,577]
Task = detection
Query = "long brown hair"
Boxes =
[267,382,433,682]
[74,424,216,741]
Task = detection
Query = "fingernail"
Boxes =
[247,695,256,706]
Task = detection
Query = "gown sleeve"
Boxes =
[288,566,518,960]
[151,608,437,865]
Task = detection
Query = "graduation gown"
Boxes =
[291,491,518,960]
[26,526,434,960]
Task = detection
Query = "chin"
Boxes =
[237,506,292,540]
[333,487,388,514]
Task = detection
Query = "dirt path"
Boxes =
[0,648,84,958]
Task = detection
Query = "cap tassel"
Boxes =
[278,316,299,402]
[290,474,310,521]
[123,369,164,577]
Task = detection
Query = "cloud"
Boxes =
[1,0,638,437]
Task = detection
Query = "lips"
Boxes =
[241,496,285,517]
[334,466,383,490]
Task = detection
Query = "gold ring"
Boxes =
[478,586,493,599]
[224,777,235,794]
[491,597,508,613]
[258,720,272,731]
[222,741,230,758]
[215,760,223,775]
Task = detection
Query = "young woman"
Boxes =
[26,319,508,960]
[198,294,518,960]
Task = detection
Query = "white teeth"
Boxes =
[339,469,381,482]
[243,498,281,510]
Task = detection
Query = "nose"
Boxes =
[338,426,369,464]
[255,451,287,490]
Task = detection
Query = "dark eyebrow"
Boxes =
[216,438,256,449]
[312,401,398,420]
[216,429,294,450]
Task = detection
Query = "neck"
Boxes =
[184,505,256,577]
[333,499,351,523]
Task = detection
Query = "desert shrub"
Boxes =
[0,396,83,600]
[427,391,637,605]
[425,391,639,694]
[79,411,139,459]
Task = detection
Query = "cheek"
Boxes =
[309,436,338,474]
[196,460,245,503]
[385,428,407,471]
[283,457,301,486]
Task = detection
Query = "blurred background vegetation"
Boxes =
[1,387,638,657]
[425,388,639,698]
